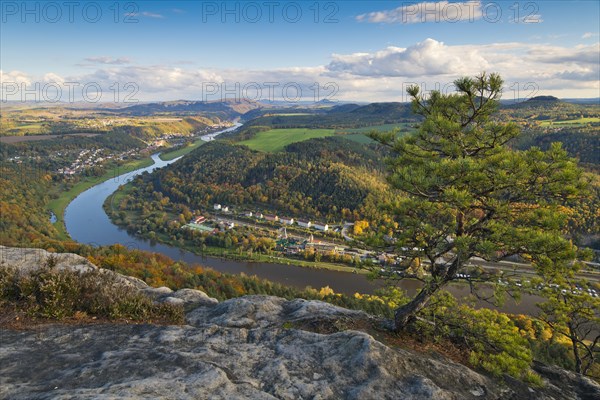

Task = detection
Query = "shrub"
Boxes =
[0,259,183,323]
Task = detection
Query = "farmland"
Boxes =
[238,128,335,152]
[538,117,600,127]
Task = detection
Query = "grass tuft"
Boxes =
[0,258,184,324]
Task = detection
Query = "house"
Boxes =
[297,219,311,228]
[378,253,392,264]
[306,242,340,252]
[217,221,235,230]
[244,211,253,217]
[213,204,222,210]
[222,206,229,212]
[285,245,302,255]
[193,216,206,224]
[313,222,329,232]
[264,214,278,222]
[280,217,294,225]
[255,212,264,219]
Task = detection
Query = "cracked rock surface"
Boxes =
[1,246,598,399]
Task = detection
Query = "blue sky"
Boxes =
[1,1,599,102]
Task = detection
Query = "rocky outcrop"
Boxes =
[1,246,598,399]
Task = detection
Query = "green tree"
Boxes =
[538,282,600,377]
[371,73,586,330]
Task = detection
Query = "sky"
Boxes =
[1,0,599,103]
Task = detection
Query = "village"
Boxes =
[57,148,139,175]
[181,203,405,268]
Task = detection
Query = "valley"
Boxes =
[2,95,600,385]
[3,2,600,394]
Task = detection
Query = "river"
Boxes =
[64,124,544,316]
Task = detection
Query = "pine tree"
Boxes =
[371,73,586,331]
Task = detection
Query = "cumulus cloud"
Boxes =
[324,39,598,83]
[526,43,599,65]
[327,38,489,77]
[0,70,32,85]
[356,1,483,24]
[42,73,65,84]
[3,40,599,102]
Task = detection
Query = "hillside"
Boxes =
[2,246,598,400]
[127,137,390,220]
[241,102,416,130]
[119,99,264,118]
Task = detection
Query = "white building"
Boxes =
[297,219,311,228]
[213,204,222,210]
[280,217,294,225]
[313,223,329,232]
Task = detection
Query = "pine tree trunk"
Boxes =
[394,284,436,331]
[394,256,462,331]
[569,323,583,374]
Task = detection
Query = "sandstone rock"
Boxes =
[169,288,219,307]
[162,296,185,305]
[0,245,147,289]
[1,246,598,399]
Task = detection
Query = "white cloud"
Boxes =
[3,40,599,102]
[509,14,543,24]
[582,32,599,39]
[42,73,65,84]
[83,57,132,65]
[328,39,489,77]
[356,1,483,24]
[325,40,598,82]
[0,70,32,85]
[125,11,165,19]
[141,11,164,19]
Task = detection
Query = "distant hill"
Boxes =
[527,96,560,102]
[117,99,263,117]
[327,103,362,113]
[239,102,415,131]
[349,102,411,116]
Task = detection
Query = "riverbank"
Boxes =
[47,157,155,240]
[159,138,206,161]
[160,124,239,161]
[104,188,368,275]
[48,124,242,240]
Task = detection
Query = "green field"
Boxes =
[160,139,206,161]
[238,128,335,152]
[47,157,154,239]
[335,123,415,134]
[539,117,600,127]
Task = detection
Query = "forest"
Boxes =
[122,137,393,223]
[1,94,599,383]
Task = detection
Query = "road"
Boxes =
[212,215,599,282]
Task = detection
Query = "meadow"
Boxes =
[539,117,600,127]
[238,128,335,152]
